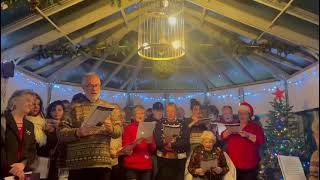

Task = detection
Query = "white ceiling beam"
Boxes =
[224,54,256,82]
[120,9,129,27]
[254,52,303,71]
[1,0,84,36]
[47,55,88,81]
[253,0,319,25]
[34,57,68,74]
[185,8,258,40]
[16,66,49,82]
[101,51,137,87]
[256,0,294,41]
[1,0,139,61]
[73,10,140,44]
[248,54,290,80]
[198,53,236,85]
[186,10,317,68]
[127,59,143,91]
[293,52,318,63]
[186,54,216,89]
[187,0,318,51]
[200,8,207,25]
[120,76,133,90]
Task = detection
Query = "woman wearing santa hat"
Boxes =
[221,102,265,180]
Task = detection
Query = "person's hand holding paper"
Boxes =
[77,105,115,137]
[136,122,156,140]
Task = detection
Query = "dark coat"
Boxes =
[1,111,37,177]
[188,145,229,180]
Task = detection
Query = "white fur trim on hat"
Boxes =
[239,105,251,113]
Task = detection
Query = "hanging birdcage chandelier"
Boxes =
[138,0,185,60]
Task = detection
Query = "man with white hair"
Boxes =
[58,72,122,180]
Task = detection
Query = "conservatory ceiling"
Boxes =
[1,0,319,92]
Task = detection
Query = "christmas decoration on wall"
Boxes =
[258,88,309,179]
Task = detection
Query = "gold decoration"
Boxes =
[138,0,185,60]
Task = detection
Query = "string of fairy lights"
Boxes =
[10,67,319,105]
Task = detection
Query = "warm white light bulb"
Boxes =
[142,42,150,49]
[162,0,169,7]
[172,40,181,49]
[168,16,177,25]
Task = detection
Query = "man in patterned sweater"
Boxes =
[58,72,122,180]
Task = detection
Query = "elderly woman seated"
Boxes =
[188,131,229,180]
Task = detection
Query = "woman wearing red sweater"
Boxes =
[123,105,156,180]
[221,102,265,180]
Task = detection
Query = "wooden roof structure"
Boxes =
[1,0,319,92]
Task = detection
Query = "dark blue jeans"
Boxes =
[126,169,152,180]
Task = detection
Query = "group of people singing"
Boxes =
[1,72,271,180]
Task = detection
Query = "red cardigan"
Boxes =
[221,122,265,169]
[122,122,156,170]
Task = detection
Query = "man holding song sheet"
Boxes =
[154,103,190,180]
[58,72,122,180]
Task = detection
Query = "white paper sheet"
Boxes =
[163,125,181,138]
[136,122,156,140]
[278,155,306,180]
[200,159,218,172]
[33,157,50,179]
[81,106,114,127]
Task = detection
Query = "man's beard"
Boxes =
[86,93,100,102]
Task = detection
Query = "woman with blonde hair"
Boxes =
[188,131,229,180]
[1,90,37,180]
[26,92,47,148]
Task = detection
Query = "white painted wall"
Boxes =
[1,72,49,111]
[288,64,319,112]
[3,64,319,116]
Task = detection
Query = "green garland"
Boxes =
[1,0,122,11]
[32,39,136,60]
[196,26,298,57]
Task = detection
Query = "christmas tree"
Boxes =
[258,88,308,180]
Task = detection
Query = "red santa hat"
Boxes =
[238,102,255,120]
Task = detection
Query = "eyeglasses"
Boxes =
[86,84,100,89]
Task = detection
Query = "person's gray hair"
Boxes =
[81,72,100,86]
[6,89,34,111]
[132,105,145,116]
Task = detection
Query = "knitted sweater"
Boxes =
[58,98,122,170]
[26,115,47,147]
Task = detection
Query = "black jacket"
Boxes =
[154,118,190,154]
[1,111,37,177]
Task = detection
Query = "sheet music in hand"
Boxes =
[136,122,157,140]
[225,123,241,134]
[200,159,218,172]
[33,157,50,179]
[163,124,181,138]
[278,155,306,180]
[81,106,114,127]
[117,140,139,156]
